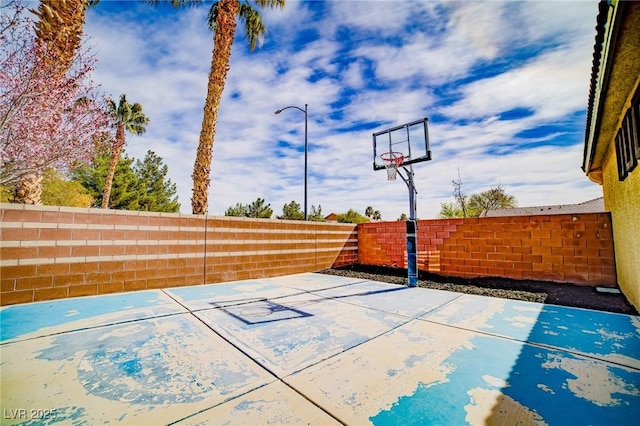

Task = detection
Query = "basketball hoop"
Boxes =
[380,151,404,181]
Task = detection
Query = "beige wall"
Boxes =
[602,136,640,310]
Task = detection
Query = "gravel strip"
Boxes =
[318,265,638,315]
[318,268,546,303]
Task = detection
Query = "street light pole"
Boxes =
[274,104,308,220]
[303,103,308,221]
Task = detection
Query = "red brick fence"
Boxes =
[1,204,616,306]
[358,214,616,286]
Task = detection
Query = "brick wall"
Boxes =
[0,204,357,306]
[358,214,616,286]
[1,204,617,306]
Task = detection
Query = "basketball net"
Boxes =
[385,161,398,180]
[381,152,403,181]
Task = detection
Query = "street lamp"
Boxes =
[274,104,308,221]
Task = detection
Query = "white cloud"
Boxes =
[324,1,426,36]
[447,2,509,60]
[440,45,593,121]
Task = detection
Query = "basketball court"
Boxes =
[1,272,639,425]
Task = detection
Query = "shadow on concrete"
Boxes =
[483,304,640,424]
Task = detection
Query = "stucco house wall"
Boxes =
[583,0,640,309]
[601,133,640,308]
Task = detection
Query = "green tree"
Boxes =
[161,0,286,215]
[308,204,325,222]
[372,210,381,221]
[1,169,94,207]
[337,209,370,224]
[397,213,408,221]
[225,198,272,218]
[103,94,149,209]
[278,200,304,220]
[41,169,94,207]
[438,202,464,219]
[134,151,180,213]
[225,203,248,217]
[0,186,11,203]
[75,150,140,210]
[74,149,179,212]
[247,197,272,218]
[73,149,110,205]
[468,186,517,215]
[109,155,142,210]
[438,185,517,218]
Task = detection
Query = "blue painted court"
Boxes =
[1,273,639,425]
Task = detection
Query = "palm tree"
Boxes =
[164,0,285,215]
[32,0,100,75]
[102,94,149,209]
[12,174,44,205]
[365,206,374,218]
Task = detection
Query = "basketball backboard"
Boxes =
[373,118,431,171]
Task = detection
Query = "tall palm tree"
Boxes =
[31,0,99,75]
[166,0,285,215]
[102,94,149,209]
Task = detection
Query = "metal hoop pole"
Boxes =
[397,166,419,287]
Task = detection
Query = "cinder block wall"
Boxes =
[358,214,616,287]
[0,204,357,306]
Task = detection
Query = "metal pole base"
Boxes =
[406,220,418,288]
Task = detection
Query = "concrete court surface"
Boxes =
[1,272,639,425]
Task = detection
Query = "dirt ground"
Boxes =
[319,265,639,316]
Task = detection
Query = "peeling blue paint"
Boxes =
[119,357,143,376]
[425,295,640,366]
[0,290,170,342]
[2,274,638,425]
[370,335,640,425]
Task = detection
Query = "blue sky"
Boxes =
[81,0,602,219]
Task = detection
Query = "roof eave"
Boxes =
[582,1,616,180]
